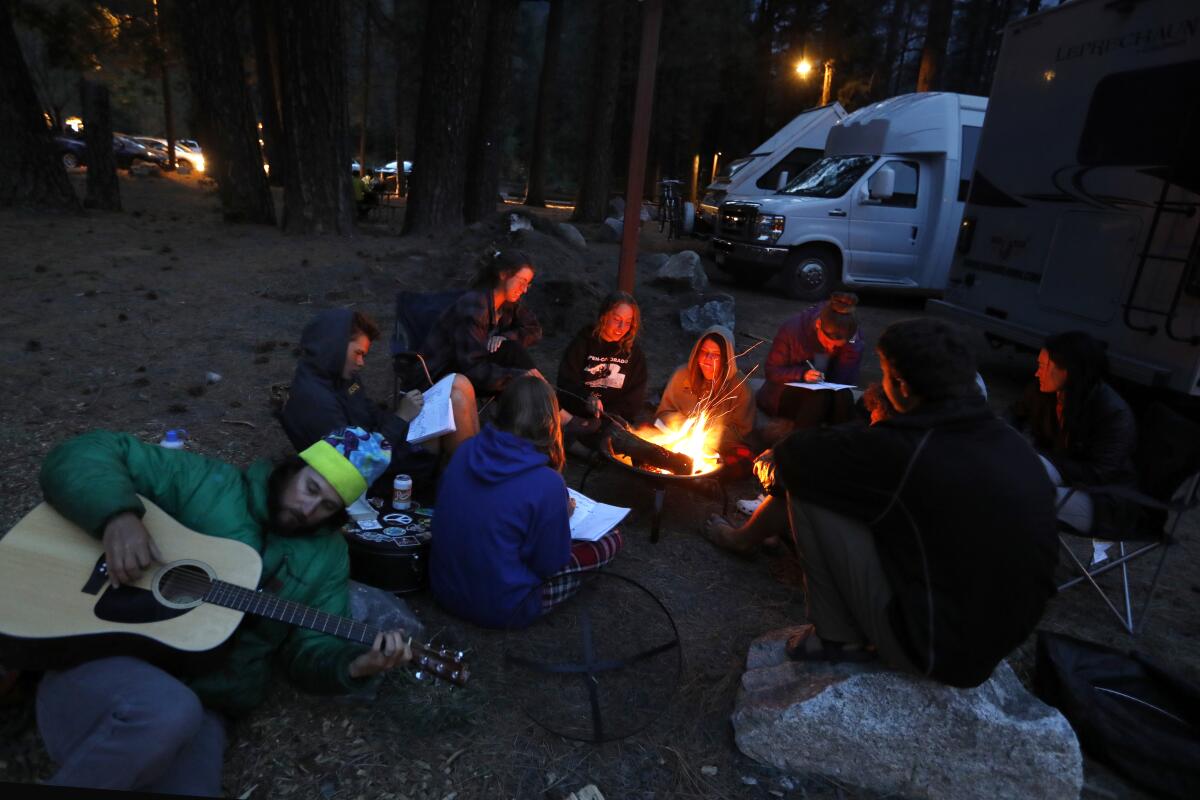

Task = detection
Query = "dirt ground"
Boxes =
[1,171,1197,799]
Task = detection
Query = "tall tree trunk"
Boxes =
[358,0,372,175]
[80,78,121,211]
[175,0,275,224]
[152,0,176,171]
[278,0,353,235]
[523,0,563,207]
[0,2,78,209]
[404,0,488,234]
[879,0,908,100]
[571,0,626,223]
[916,0,954,92]
[464,0,517,222]
[251,0,287,186]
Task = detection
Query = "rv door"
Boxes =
[846,159,926,281]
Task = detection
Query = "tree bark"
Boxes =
[357,0,372,175]
[251,0,288,187]
[80,78,121,211]
[880,0,908,100]
[464,0,517,223]
[175,0,275,224]
[152,0,176,171]
[404,0,488,235]
[916,0,954,92]
[571,0,626,223]
[278,0,353,235]
[523,0,563,207]
[0,2,78,210]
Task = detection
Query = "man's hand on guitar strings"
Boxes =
[101,512,165,587]
[348,630,414,678]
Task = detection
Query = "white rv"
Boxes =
[711,92,987,299]
[930,0,1200,396]
[695,103,846,235]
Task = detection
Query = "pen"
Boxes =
[804,359,824,382]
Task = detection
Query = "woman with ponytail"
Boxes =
[757,292,864,431]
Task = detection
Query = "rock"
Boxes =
[205,371,222,385]
[700,766,718,777]
[679,293,735,334]
[608,196,625,218]
[556,222,588,250]
[732,627,1083,800]
[508,212,532,232]
[596,217,623,243]
[639,252,669,272]
[640,203,653,222]
[653,250,708,292]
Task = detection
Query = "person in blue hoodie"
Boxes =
[430,376,624,628]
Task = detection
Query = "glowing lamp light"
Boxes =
[795,59,813,78]
[1043,69,1056,82]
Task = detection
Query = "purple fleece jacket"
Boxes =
[756,302,864,416]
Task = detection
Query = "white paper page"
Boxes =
[406,373,458,444]
[567,488,630,542]
[785,380,857,391]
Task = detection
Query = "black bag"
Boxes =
[1033,631,1200,799]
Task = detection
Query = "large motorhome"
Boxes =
[930,0,1200,396]
[695,103,846,235]
[711,92,987,299]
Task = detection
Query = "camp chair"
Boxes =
[1056,402,1200,635]
[390,289,465,406]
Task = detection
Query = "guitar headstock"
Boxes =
[412,643,470,687]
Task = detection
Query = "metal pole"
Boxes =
[617,0,664,294]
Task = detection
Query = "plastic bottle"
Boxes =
[160,429,188,449]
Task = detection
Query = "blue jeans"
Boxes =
[36,656,225,796]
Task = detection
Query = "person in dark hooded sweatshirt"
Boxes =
[279,309,479,491]
[429,376,624,629]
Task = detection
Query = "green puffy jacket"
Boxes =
[38,430,372,717]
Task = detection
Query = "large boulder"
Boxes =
[732,627,1083,800]
[679,292,734,334]
[556,222,588,250]
[608,196,625,218]
[653,250,708,292]
[596,217,623,243]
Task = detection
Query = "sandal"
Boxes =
[785,624,878,663]
[701,514,754,555]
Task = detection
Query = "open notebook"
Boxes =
[567,489,630,542]
[406,373,458,444]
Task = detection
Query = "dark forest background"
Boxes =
[2,0,1062,230]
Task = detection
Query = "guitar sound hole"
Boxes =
[158,564,213,605]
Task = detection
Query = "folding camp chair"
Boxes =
[1056,402,1200,635]
[390,289,464,403]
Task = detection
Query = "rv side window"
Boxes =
[1078,60,1200,166]
[756,147,823,190]
[877,160,919,208]
[959,125,982,201]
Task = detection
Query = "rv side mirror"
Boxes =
[776,170,789,191]
[868,167,895,200]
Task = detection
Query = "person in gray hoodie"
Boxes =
[656,325,756,450]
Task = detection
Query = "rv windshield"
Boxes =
[779,155,877,198]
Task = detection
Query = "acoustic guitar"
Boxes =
[0,497,469,686]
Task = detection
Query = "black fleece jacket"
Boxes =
[773,396,1058,688]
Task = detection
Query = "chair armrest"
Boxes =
[1071,482,1195,514]
[392,352,433,390]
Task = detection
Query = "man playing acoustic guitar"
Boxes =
[32,426,413,796]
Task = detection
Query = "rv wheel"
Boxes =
[785,248,837,301]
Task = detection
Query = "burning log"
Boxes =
[607,425,695,476]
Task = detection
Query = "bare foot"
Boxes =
[702,514,755,555]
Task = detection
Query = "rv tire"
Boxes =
[784,246,838,301]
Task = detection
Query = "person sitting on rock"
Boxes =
[33,426,413,797]
[757,292,863,435]
[430,376,624,628]
[656,325,756,467]
[280,309,479,495]
[417,248,544,398]
[556,291,648,448]
[702,319,1057,688]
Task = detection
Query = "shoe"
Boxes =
[736,494,766,515]
[784,624,878,663]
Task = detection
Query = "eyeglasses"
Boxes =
[606,315,634,330]
[698,349,723,363]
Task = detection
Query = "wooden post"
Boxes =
[617,0,664,294]
[689,153,699,206]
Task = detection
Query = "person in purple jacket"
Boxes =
[757,292,864,432]
[430,376,624,629]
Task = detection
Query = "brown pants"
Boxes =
[787,494,920,674]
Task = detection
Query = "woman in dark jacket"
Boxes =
[757,292,864,431]
[1010,330,1137,562]
[556,291,648,446]
[418,249,544,397]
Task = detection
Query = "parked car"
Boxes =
[376,160,413,176]
[177,138,201,152]
[132,137,206,174]
[54,132,158,171]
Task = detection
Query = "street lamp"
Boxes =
[795,57,834,106]
[795,59,812,78]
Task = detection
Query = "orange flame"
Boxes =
[621,410,723,476]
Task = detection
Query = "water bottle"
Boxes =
[160,429,188,450]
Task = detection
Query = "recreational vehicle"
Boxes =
[711,92,987,299]
[929,0,1200,396]
[695,103,846,235]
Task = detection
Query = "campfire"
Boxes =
[610,411,723,477]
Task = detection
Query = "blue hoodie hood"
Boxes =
[465,425,550,484]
